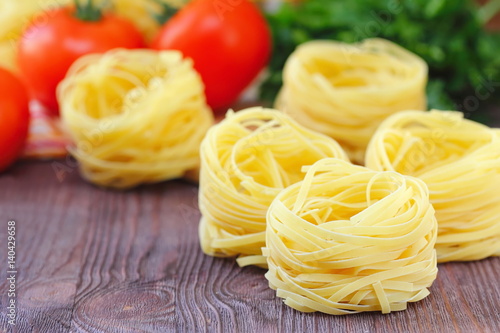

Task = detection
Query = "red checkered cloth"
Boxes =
[22,102,69,159]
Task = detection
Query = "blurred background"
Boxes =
[0,0,499,168]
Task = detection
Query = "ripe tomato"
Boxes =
[18,5,145,113]
[152,0,272,112]
[0,68,30,172]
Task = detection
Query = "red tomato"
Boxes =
[152,0,272,112]
[0,68,30,172]
[18,6,145,113]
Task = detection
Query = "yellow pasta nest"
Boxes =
[276,38,427,163]
[198,107,348,267]
[0,0,40,73]
[264,158,438,315]
[366,110,500,262]
[58,49,214,189]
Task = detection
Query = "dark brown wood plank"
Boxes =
[0,161,499,333]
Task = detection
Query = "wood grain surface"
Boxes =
[0,161,499,333]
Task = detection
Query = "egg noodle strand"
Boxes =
[198,107,348,267]
[276,38,427,163]
[366,110,500,262]
[264,158,438,314]
[59,49,213,189]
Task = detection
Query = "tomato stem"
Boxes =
[151,0,179,25]
[74,0,104,22]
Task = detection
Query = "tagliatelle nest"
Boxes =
[264,158,438,315]
[198,107,348,267]
[276,38,428,163]
[58,49,214,189]
[366,110,500,262]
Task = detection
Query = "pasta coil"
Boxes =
[276,38,427,163]
[264,158,438,314]
[366,110,500,262]
[59,49,213,189]
[198,107,348,267]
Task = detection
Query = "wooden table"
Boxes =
[0,161,499,333]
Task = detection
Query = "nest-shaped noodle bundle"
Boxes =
[198,107,348,267]
[0,0,40,73]
[264,158,438,315]
[59,49,213,189]
[366,110,500,262]
[276,38,427,163]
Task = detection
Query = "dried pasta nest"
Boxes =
[264,158,438,315]
[198,107,348,267]
[276,38,427,163]
[58,49,213,189]
[366,110,500,262]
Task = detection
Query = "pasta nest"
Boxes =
[264,158,438,315]
[58,49,213,189]
[366,110,500,262]
[198,107,348,267]
[276,38,427,163]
